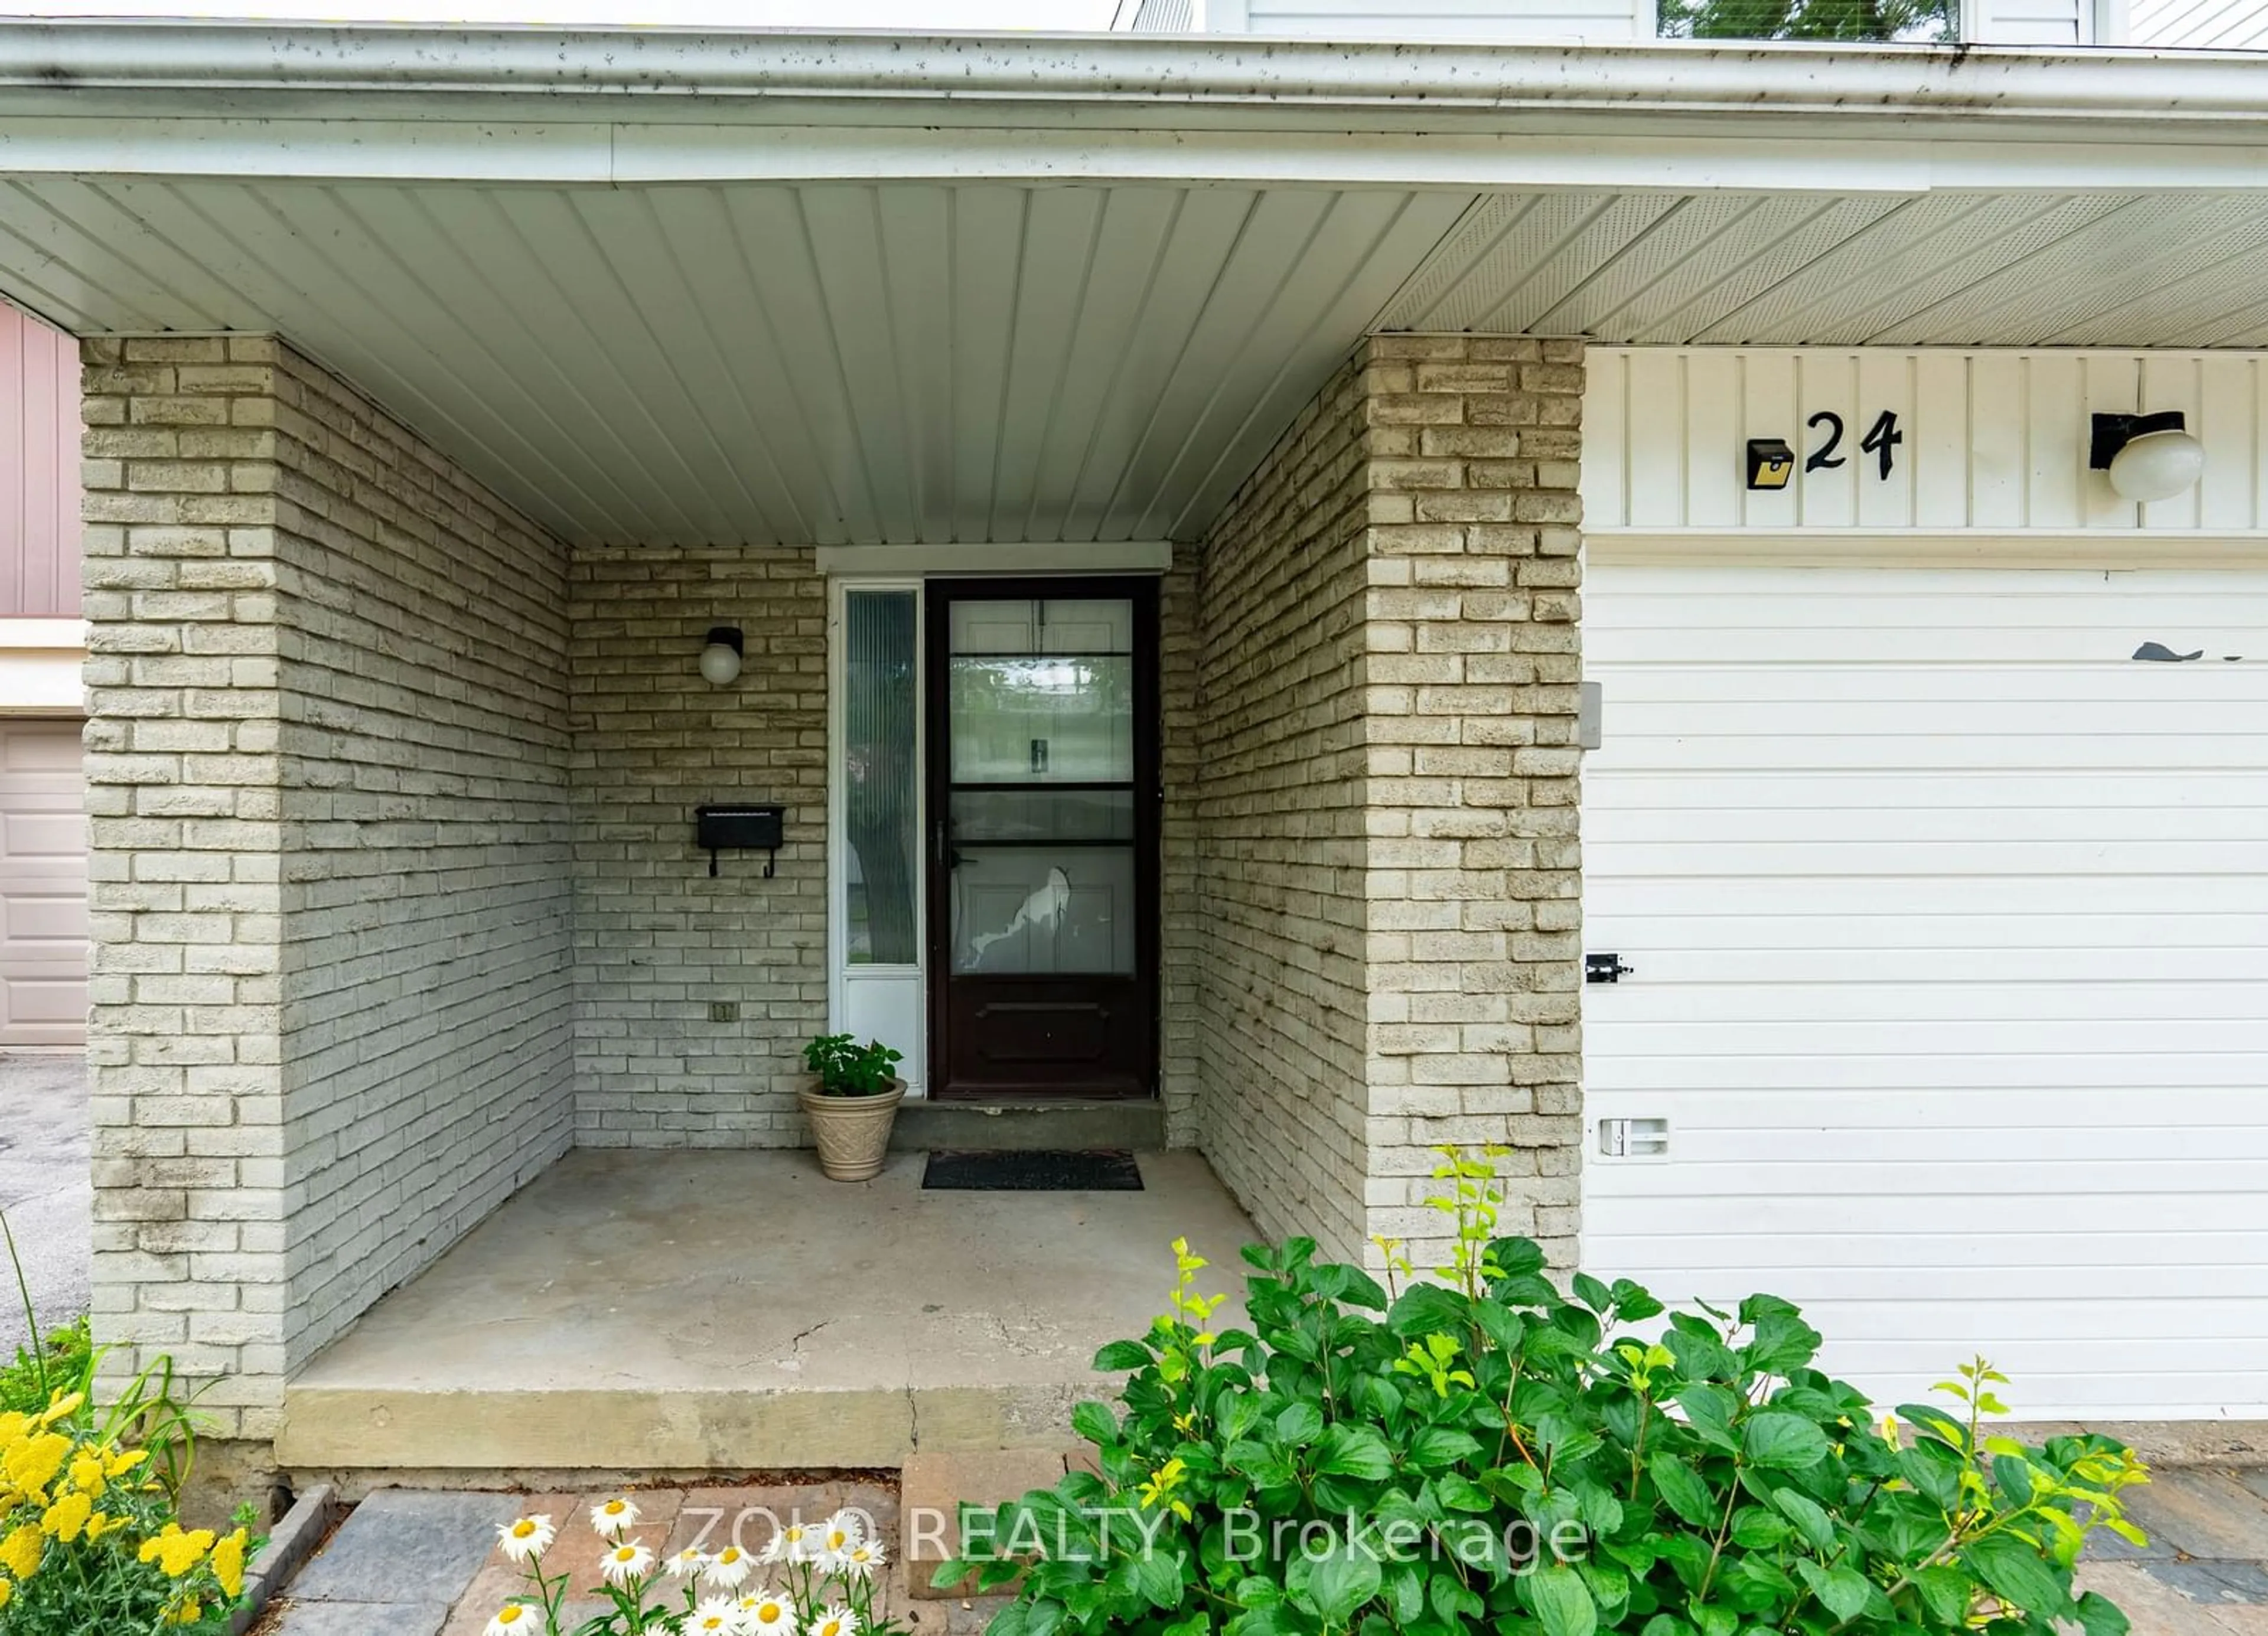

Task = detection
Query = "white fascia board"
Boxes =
[5,116,2268,194]
[816,542,1174,576]
[5,27,2268,193]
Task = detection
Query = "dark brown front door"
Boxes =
[926,579,1159,1100]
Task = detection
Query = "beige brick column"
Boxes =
[1359,336,1585,1272]
[82,337,290,1437]
[1190,335,1585,1272]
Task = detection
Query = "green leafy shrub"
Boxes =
[937,1148,2148,1636]
[0,1211,261,1631]
[801,1034,904,1097]
[0,1318,92,1419]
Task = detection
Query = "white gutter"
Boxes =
[0,22,2265,130]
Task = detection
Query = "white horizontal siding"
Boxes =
[1582,560,2268,1420]
[1587,347,2268,533]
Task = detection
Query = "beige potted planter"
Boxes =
[799,1034,907,1182]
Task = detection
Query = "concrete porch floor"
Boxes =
[276,1148,1256,1473]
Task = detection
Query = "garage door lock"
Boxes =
[1598,1117,1670,1158]
[1586,953,1635,984]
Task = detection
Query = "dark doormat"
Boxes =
[922,1148,1145,1191]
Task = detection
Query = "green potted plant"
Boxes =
[799,1034,907,1181]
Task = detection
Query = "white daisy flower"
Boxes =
[601,1539,656,1587]
[485,1605,539,1635]
[666,1546,713,1580]
[689,1599,745,1635]
[809,1604,861,1636]
[591,1497,642,1539]
[708,1544,755,1589]
[820,1511,868,1556]
[496,1515,555,1564]
[740,1588,799,1636]
[762,1520,816,1563]
[840,1540,888,1578]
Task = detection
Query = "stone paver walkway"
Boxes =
[2078,1468,2268,1636]
[254,1464,2268,1636]
[251,1478,1005,1636]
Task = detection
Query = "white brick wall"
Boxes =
[568,546,828,1145]
[269,344,575,1368]
[83,337,576,1436]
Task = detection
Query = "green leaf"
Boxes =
[1289,1543,1383,1625]
[1388,1282,1469,1337]
[1963,1533,2073,1619]
[1676,1384,1741,1451]
[1429,1570,1482,1625]
[1528,1565,1599,1636]
[1573,1272,1614,1313]
[1275,1401,1324,1446]
[2075,1589,2133,1636]
[1795,1560,1874,1623]
[1315,1423,1396,1481]
[1128,1547,1185,1609]
[1093,1340,1152,1371]
[1992,1451,2036,1505]
[1727,1508,1789,1549]
[1912,1565,1970,1627]
[1769,1487,1835,1553]
[1071,1401,1119,1446]
[1408,1426,1482,1469]
[1650,1452,1719,1528]
[1742,1411,1831,1471]
[1489,1237,1549,1278]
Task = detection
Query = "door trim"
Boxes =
[923,576,1161,1102]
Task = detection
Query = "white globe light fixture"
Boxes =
[699,625,744,686]
[2091,412,2207,504]
[2108,429,2207,503]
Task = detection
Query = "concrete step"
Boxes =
[890,1099,1165,1153]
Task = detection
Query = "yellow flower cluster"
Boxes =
[0,1384,250,1619]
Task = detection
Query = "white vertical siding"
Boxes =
[1965,0,2095,41]
[1585,347,2268,534]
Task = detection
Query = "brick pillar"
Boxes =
[1360,336,1585,1273]
[82,337,291,1438]
[1190,335,1585,1272]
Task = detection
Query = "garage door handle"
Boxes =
[1586,953,1635,985]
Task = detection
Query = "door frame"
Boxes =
[921,575,1162,1101]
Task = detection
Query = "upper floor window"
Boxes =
[1658,0,1957,40]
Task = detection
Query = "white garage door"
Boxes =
[0,719,85,1047]
[1582,561,2268,1422]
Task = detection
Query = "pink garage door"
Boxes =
[0,719,84,1045]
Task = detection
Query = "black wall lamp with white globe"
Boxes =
[699,626,744,686]
[2090,411,2208,502]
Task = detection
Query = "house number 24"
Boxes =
[1806,410,1904,480]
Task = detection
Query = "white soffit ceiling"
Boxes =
[0,177,1469,547]
[14,175,2268,547]
[1382,189,2268,353]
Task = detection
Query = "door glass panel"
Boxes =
[843,589,918,965]
[945,595,1139,976]
[951,788,1135,844]
[949,597,1135,785]
[951,845,1136,975]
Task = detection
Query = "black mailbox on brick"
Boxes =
[696,804,784,877]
